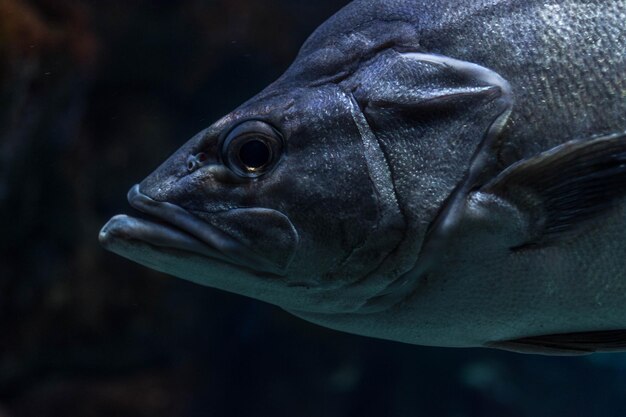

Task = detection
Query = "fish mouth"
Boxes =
[99,184,283,274]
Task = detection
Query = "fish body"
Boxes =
[100,0,626,354]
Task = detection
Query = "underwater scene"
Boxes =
[2,0,626,416]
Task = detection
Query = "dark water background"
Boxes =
[1,1,626,416]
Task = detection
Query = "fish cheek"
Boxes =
[257,91,386,286]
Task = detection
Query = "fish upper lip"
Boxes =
[116,184,284,273]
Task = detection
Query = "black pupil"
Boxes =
[239,139,270,170]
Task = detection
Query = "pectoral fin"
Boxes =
[480,131,626,247]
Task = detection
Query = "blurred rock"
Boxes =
[7,371,188,417]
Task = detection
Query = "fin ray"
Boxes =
[483,131,626,245]
[489,329,626,355]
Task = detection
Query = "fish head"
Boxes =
[100,2,512,315]
[99,78,406,313]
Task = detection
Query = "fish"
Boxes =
[99,0,626,355]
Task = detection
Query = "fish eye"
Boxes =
[238,139,271,170]
[221,120,284,178]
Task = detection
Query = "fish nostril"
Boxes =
[187,153,208,172]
